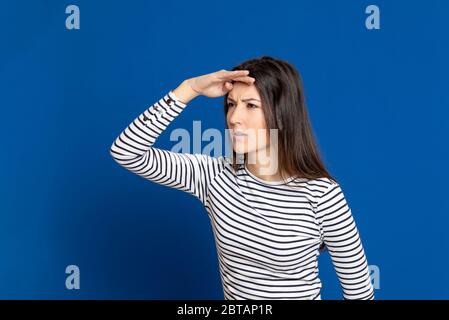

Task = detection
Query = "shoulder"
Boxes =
[305,177,340,197]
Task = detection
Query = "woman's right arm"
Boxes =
[109,85,223,206]
[109,71,255,206]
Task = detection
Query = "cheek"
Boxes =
[248,114,270,147]
[249,110,267,129]
[246,114,259,128]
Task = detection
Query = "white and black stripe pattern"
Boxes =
[110,90,375,300]
[110,91,225,205]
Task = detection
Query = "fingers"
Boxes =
[224,82,233,91]
[231,76,255,85]
[218,70,255,87]
[218,70,250,79]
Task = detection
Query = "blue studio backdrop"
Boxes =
[0,0,448,299]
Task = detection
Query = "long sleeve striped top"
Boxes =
[109,90,375,300]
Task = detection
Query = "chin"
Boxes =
[233,147,247,155]
[232,142,253,153]
[233,147,260,158]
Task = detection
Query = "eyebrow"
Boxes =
[227,97,261,103]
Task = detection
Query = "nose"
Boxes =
[228,103,246,127]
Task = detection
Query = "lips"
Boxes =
[232,130,247,136]
[232,132,247,143]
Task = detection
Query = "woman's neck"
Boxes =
[245,146,284,182]
[245,163,284,182]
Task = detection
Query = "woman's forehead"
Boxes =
[228,83,260,100]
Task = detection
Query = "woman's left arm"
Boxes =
[316,181,375,300]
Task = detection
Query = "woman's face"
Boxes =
[226,82,270,155]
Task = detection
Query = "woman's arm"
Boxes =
[109,86,225,206]
[172,79,200,104]
[316,181,375,300]
[109,71,255,206]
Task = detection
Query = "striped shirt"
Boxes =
[110,90,375,300]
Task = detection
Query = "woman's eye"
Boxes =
[227,102,258,108]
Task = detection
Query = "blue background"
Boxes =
[0,0,448,299]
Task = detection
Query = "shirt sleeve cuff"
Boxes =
[168,90,188,109]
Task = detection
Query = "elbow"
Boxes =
[109,140,121,163]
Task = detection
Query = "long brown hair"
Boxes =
[223,56,336,183]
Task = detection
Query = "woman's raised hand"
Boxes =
[186,69,255,98]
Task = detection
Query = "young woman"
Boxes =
[110,56,374,300]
